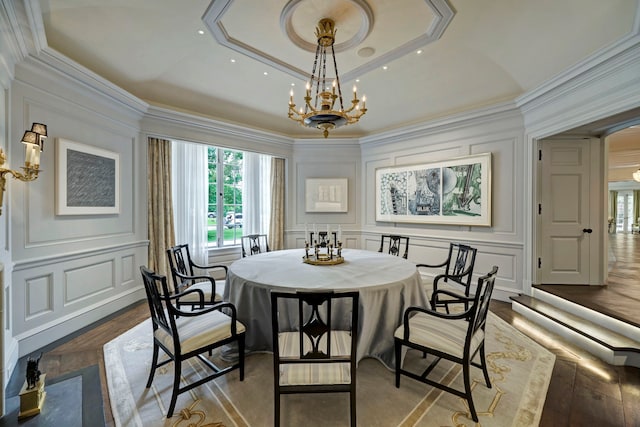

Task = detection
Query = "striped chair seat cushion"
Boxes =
[177,281,223,303]
[278,330,352,386]
[155,309,245,355]
[394,313,483,359]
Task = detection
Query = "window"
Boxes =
[208,148,243,247]
[615,191,635,233]
[173,140,273,254]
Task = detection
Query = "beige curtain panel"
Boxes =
[269,157,285,250]
[147,137,175,277]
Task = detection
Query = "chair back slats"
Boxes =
[167,244,194,290]
[469,266,498,337]
[299,293,333,359]
[378,235,410,259]
[241,234,270,257]
[272,291,359,362]
[140,266,172,335]
[446,243,476,282]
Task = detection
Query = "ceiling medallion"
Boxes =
[287,19,367,138]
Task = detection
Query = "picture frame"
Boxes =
[375,153,491,226]
[55,138,120,215]
[305,178,348,213]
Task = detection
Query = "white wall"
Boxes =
[290,139,361,249]
[358,107,526,301]
[7,55,148,362]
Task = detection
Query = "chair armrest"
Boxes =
[402,305,470,340]
[416,261,448,269]
[430,288,474,310]
[191,262,228,275]
[164,287,206,311]
[172,271,218,297]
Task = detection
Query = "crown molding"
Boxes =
[25,47,149,116]
[143,104,294,150]
[360,100,521,147]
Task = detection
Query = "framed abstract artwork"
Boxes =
[305,178,348,213]
[375,153,491,226]
[55,138,120,215]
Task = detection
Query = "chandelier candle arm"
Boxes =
[287,18,367,138]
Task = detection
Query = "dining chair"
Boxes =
[417,242,477,313]
[166,243,227,309]
[271,290,359,427]
[140,265,245,417]
[309,231,337,248]
[378,234,410,259]
[394,266,498,423]
[241,234,270,257]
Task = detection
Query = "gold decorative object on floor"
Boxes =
[18,374,46,419]
[303,240,344,266]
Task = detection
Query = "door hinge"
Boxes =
[538,257,542,268]
[538,204,542,214]
[538,149,542,161]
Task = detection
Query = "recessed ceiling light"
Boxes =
[357,47,375,57]
[230,59,236,63]
[291,83,295,86]
[264,72,268,76]
[197,29,205,35]
[355,79,360,83]
[383,66,388,70]
[416,49,423,54]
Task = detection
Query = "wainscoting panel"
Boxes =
[64,260,115,305]
[25,274,53,320]
[121,254,135,286]
[12,242,147,357]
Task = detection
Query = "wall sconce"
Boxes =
[0,123,47,215]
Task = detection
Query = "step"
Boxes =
[510,295,640,368]
[532,286,640,343]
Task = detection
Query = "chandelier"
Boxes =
[287,19,367,138]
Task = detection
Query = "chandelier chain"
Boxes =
[287,18,367,138]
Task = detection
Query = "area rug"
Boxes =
[104,313,554,427]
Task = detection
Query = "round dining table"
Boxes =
[223,248,428,368]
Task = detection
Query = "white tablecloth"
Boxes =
[224,248,428,368]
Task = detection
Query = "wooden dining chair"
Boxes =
[378,234,410,259]
[241,234,270,257]
[271,290,359,427]
[140,265,245,417]
[394,266,498,422]
[166,243,227,309]
[417,242,477,312]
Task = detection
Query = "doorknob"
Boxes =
[582,228,593,233]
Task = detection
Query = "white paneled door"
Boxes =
[538,138,600,284]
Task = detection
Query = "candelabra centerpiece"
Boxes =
[303,239,344,266]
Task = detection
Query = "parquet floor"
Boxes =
[4,236,640,426]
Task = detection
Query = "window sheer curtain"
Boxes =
[147,137,175,277]
[172,140,209,266]
[242,152,272,236]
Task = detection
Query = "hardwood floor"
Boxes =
[533,233,640,328]
[4,235,640,426]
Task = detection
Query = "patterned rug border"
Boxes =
[105,311,555,427]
